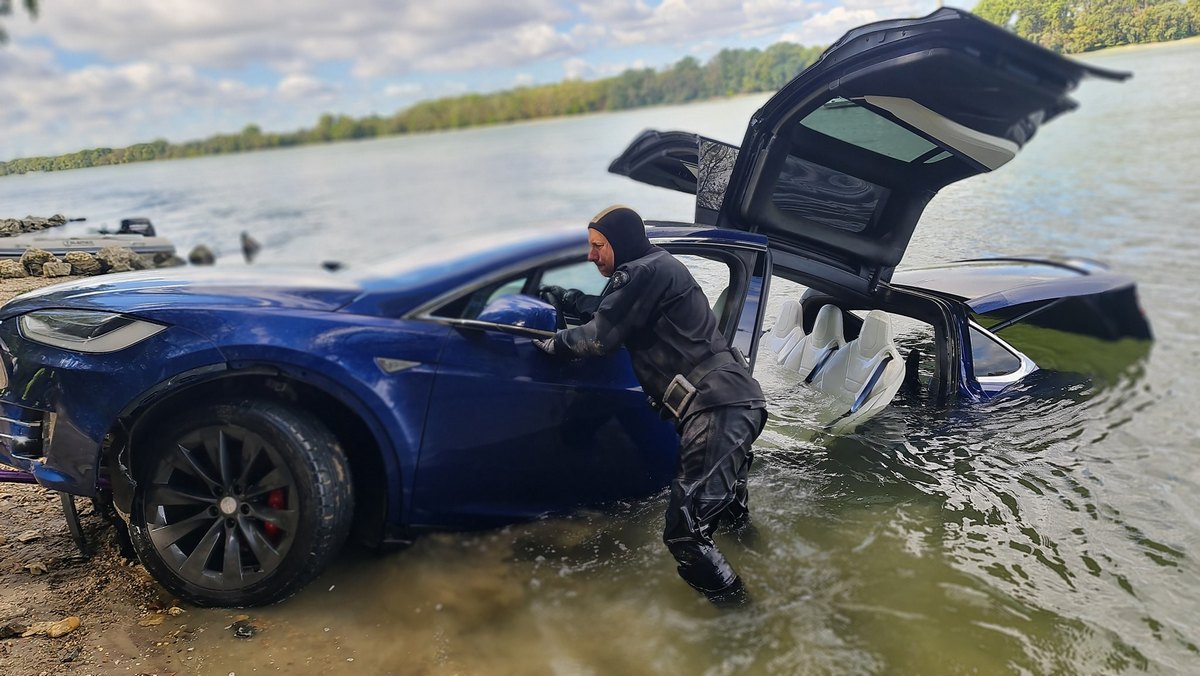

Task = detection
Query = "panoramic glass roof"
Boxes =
[799,98,942,163]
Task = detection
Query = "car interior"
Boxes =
[761,287,942,432]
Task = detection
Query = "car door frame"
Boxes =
[405,234,770,527]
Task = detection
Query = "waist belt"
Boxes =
[660,349,744,420]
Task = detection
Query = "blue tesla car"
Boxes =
[0,9,1150,605]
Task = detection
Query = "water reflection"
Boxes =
[754,352,1198,673]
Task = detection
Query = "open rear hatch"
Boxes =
[609,8,1128,297]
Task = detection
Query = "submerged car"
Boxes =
[0,9,1150,606]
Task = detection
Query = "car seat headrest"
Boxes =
[810,305,844,346]
[857,310,894,357]
[772,300,801,338]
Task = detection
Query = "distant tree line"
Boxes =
[975,0,1200,53]
[0,42,822,176]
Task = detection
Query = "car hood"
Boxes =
[0,267,363,319]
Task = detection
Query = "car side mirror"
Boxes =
[476,295,558,334]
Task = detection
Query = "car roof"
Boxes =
[890,259,1136,313]
[348,223,767,315]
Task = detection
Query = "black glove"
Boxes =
[561,288,583,309]
[538,285,567,308]
[533,337,556,355]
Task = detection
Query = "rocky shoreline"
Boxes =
[1,214,193,280]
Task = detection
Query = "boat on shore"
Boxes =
[0,217,176,259]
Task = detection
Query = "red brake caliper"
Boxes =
[262,488,286,541]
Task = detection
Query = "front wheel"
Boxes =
[129,400,353,606]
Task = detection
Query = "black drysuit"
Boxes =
[549,246,767,599]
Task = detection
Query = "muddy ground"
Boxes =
[0,277,230,676]
[0,485,198,675]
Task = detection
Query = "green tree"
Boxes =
[975,0,1198,52]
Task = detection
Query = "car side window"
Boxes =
[539,260,607,297]
[431,274,530,320]
[674,254,734,320]
[969,326,1022,377]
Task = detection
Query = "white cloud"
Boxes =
[19,0,579,77]
[564,58,591,80]
[0,44,267,159]
[276,74,339,101]
[577,0,826,47]
[563,57,649,81]
[513,73,535,87]
[779,6,880,45]
[779,1,937,46]
[383,83,423,98]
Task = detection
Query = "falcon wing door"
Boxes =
[718,7,1128,297]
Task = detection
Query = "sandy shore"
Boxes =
[0,275,78,304]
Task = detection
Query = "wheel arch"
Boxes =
[107,363,409,548]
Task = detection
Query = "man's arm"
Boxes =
[536,267,653,358]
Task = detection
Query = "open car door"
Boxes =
[610,8,1128,298]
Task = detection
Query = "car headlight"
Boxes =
[18,310,167,353]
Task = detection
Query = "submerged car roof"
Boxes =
[890,259,1137,314]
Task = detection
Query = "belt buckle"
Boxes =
[662,374,697,419]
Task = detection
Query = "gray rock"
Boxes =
[155,254,187,268]
[42,261,72,278]
[19,248,56,276]
[62,251,102,276]
[0,259,28,278]
[96,245,139,273]
[241,231,261,263]
[0,215,70,237]
[188,244,215,266]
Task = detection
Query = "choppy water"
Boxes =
[2,39,1198,675]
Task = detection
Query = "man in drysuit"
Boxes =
[534,205,767,605]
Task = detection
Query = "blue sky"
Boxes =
[1,0,939,160]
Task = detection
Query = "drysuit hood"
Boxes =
[588,205,652,268]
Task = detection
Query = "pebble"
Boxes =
[22,615,81,638]
[167,606,185,616]
[16,529,41,543]
[231,619,257,639]
[138,614,165,627]
[24,560,48,575]
[48,616,81,638]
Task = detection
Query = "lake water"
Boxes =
[2,39,1198,675]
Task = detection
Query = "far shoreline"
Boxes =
[3,34,1196,178]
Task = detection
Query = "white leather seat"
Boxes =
[763,300,802,355]
[812,310,905,433]
[778,304,845,381]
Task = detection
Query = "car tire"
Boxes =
[128,399,353,607]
